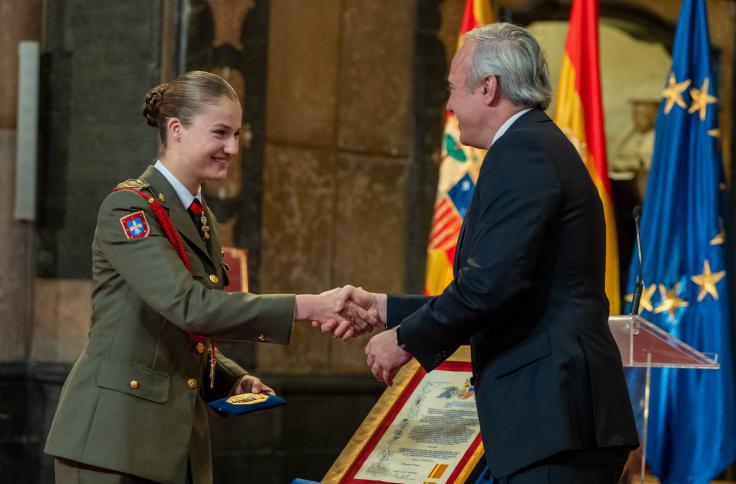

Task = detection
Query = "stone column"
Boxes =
[258,0,417,374]
[0,2,42,481]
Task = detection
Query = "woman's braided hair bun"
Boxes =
[142,83,169,128]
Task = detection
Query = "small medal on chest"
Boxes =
[209,344,216,389]
[200,214,210,240]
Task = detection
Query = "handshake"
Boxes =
[294,286,412,385]
[295,285,386,339]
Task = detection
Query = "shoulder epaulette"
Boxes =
[115,178,150,191]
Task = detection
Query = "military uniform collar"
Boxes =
[153,160,203,209]
[139,165,215,262]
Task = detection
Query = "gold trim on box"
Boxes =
[323,345,482,483]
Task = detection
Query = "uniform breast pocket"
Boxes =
[490,332,552,378]
[96,359,170,403]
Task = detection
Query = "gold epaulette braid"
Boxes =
[115,178,150,190]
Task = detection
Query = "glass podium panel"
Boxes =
[609,315,719,368]
[608,315,719,483]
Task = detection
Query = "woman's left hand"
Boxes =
[230,375,276,396]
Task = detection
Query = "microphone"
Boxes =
[630,206,644,315]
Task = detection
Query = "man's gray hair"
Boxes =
[464,23,552,110]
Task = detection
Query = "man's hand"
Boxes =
[229,375,275,396]
[365,328,412,385]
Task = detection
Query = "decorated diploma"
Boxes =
[353,365,481,483]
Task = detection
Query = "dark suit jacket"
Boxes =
[388,109,639,478]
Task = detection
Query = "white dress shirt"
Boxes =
[154,160,202,209]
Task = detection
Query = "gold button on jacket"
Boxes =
[130,380,139,390]
[208,274,219,284]
[186,378,198,390]
[195,342,206,354]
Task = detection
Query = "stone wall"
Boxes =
[38,0,163,280]
[0,0,42,479]
[0,0,39,362]
[255,0,419,374]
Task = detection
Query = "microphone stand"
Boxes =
[630,206,644,315]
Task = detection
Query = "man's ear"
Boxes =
[167,117,183,143]
[480,75,500,106]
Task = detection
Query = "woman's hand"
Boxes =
[229,375,276,396]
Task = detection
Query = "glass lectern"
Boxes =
[608,315,719,483]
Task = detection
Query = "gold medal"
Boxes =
[226,393,269,405]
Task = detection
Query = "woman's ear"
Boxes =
[166,117,183,143]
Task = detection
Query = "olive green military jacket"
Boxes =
[44,166,295,483]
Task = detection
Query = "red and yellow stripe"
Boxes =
[554,0,620,314]
[458,0,493,48]
[428,463,449,479]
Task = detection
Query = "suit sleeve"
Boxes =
[386,294,431,329]
[400,139,562,370]
[96,190,295,344]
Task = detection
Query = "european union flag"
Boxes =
[625,0,736,482]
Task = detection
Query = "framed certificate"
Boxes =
[324,347,483,483]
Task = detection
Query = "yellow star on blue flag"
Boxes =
[690,259,725,301]
[688,78,717,121]
[661,72,690,114]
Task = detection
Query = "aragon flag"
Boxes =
[553,0,620,314]
[424,0,493,296]
[625,0,736,481]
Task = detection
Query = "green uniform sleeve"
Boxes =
[96,189,295,344]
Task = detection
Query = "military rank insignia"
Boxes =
[120,211,150,239]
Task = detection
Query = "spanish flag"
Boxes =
[424,0,493,296]
[554,0,620,313]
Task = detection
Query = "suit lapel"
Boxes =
[141,166,213,265]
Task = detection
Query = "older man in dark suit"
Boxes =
[341,23,639,484]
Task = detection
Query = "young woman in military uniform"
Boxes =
[44,71,374,483]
